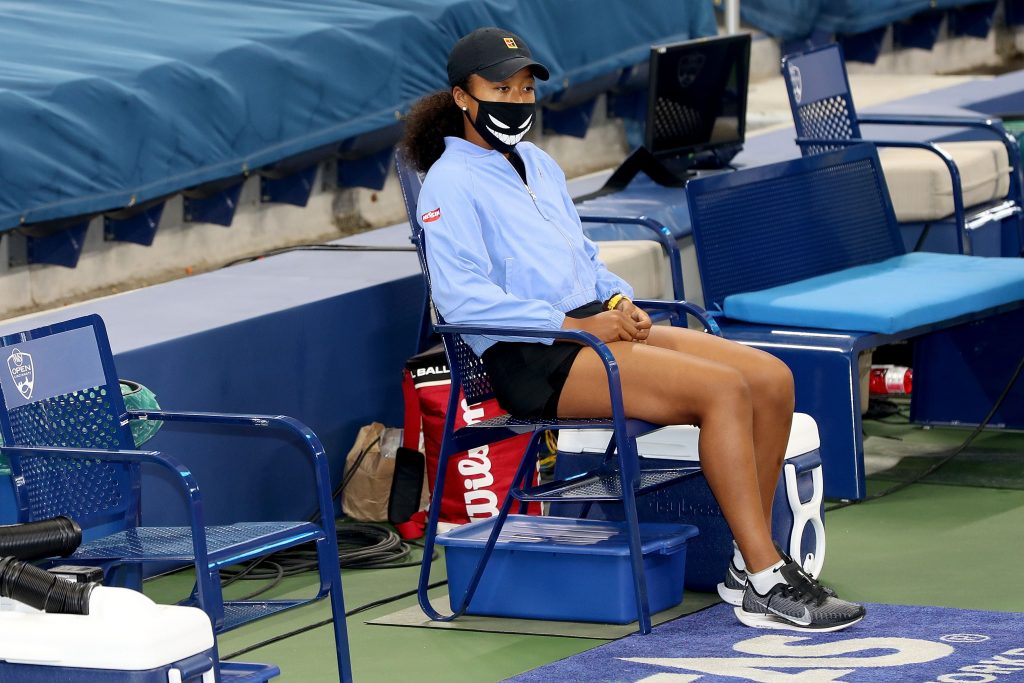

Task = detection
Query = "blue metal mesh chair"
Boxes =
[396,151,720,633]
[782,42,1024,256]
[0,315,352,683]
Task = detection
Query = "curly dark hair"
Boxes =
[400,83,468,173]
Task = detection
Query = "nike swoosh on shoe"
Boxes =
[768,604,812,626]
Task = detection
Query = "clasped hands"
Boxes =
[562,299,652,344]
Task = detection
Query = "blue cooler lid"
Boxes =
[436,515,698,556]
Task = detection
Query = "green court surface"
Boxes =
[144,419,1024,682]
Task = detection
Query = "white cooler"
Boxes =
[0,586,278,682]
[553,413,825,592]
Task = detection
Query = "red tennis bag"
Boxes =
[403,345,539,525]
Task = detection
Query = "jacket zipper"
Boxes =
[524,181,581,290]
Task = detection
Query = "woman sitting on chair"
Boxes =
[401,26,864,633]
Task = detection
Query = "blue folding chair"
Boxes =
[0,315,352,683]
[396,151,719,633]
[782,42,1024,256]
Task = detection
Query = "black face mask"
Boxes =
[464,93,535,154]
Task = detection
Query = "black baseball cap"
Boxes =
[447,27,550,87]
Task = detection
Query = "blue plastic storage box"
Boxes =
[437,515,699,623]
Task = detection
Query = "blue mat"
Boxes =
[504,602,1024,682]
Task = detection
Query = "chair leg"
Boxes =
[616,434,652,634]
[450,431,542,617]
[197,562,225,633]
[417,426,458,619]
[316,534,354,683]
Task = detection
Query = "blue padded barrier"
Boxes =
[0,0,715,234]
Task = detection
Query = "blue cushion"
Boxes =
[723,253,1024,334]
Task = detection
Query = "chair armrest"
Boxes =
[858,113,1004,134]
[0,444,206,534]
[632,299,722,336]
[858,115,1024,223]
[579,214,685,300]
[857,114,1021,175]
[124,411,335,527]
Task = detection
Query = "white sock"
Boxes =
[748,560,786,595]
[732,541,746,572]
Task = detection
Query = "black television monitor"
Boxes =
[644,33,751,167]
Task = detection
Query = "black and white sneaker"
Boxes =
[717,559,747,606]
[736,560,865,632]
[718,546,837,607]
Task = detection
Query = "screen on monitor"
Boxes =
[644,33,751,161]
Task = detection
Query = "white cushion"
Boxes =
[878,140,1010,222]
[596,240,673,299]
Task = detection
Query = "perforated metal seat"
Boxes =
[70,522,323,562]
[0,316,352,683]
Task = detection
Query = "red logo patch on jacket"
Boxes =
[421,207,441,223]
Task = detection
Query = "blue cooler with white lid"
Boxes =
[553,413,825,591]
[437,515,699,623]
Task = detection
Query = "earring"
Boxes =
[461,106,468,111]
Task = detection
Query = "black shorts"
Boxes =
[481,301,604,420]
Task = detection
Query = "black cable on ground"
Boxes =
[827,351,1024,512]
[221,579,448,661]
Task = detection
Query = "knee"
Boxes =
[707,367,753,414]
[753,355,795,413]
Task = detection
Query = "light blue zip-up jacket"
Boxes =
[418,136,633,357]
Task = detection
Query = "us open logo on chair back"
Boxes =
[7,349,34,400]
[789,63,803,104]
[0,327,108,410]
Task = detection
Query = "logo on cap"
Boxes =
[503,37,518,49]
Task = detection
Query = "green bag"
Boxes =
[121,380,163,447]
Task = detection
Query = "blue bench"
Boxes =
[685,143,1024,500]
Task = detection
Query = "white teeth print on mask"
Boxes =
[487,113,510,129]
[485,127,528,147]
[465,93,535,154]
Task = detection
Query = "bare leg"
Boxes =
[557,340,780,572]
[644,326,795,522]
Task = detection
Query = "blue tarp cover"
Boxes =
[740,0,992,39]
[0,0,715,231]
